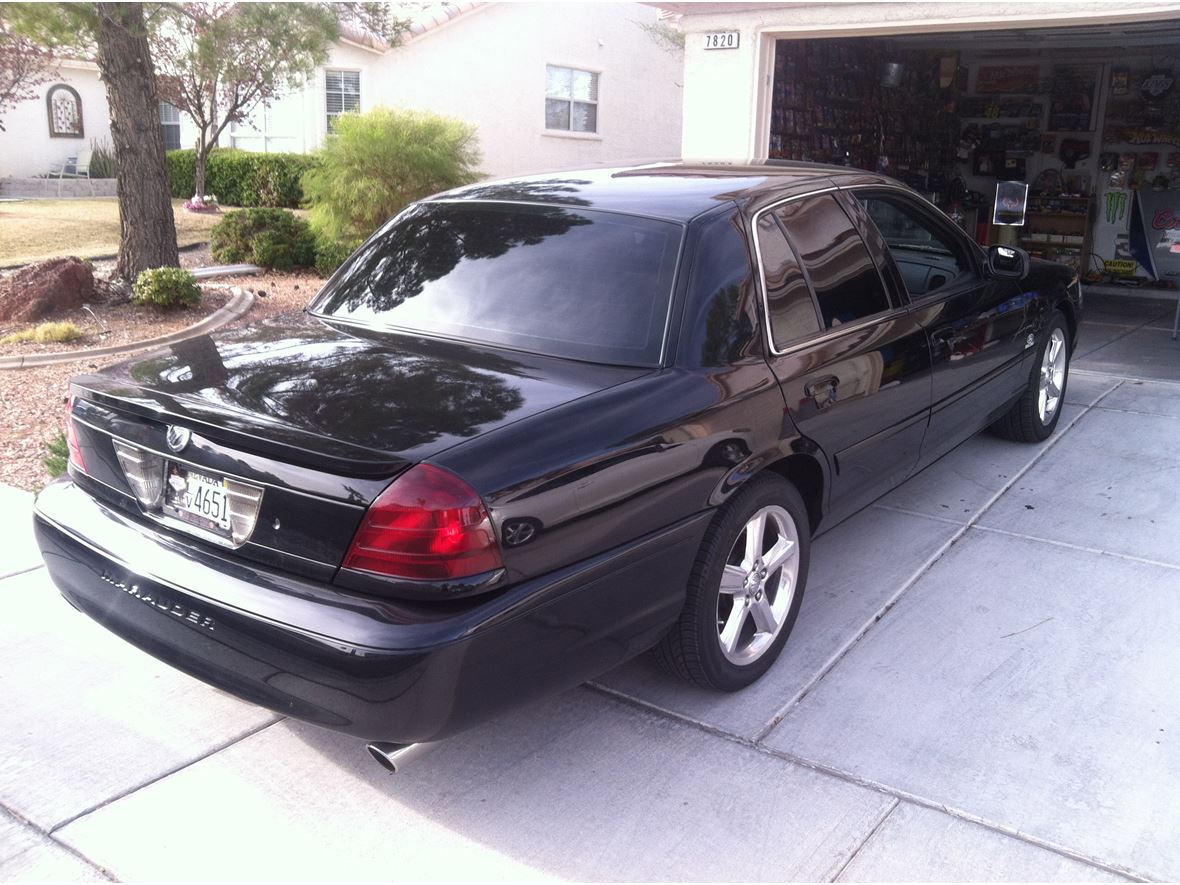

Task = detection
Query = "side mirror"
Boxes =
[986,244,1030,280]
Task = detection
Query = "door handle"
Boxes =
[804,375,840,405]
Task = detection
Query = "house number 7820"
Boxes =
[703,31,739,50]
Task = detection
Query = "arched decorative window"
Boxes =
[46,84,84,138]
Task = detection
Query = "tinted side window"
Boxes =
[756,214,821,347]
[774,195,891,329]
[857,195,972,298]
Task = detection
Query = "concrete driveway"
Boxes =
[2,298,1178,881]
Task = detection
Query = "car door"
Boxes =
[842,189,1037,468]
[755,192,932,527]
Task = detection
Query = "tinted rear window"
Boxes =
[310,202,682,366]
[773,195,892,329]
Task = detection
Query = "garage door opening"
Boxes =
[765,23,1180,319]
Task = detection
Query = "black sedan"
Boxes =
[34,162,1080,768]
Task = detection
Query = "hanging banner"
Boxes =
[1129,189,1180,282]
[993,181,1029,226]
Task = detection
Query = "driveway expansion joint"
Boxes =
[48,715,282,835]
[586,683,1143,882]
[828,797,900,883]
[752,381,1117,743]
[0,800,115,882]
[969,523,1180,572]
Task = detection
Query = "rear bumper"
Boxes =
[34,478,707,743]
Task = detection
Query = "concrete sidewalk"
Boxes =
[2,312,1179,881]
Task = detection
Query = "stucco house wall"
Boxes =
[228,2,683,178]
[0,61,113,179]
[366,2,684,178]
[228,41,382,156]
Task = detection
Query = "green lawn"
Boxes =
[0,198,222,267]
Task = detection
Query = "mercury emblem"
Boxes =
[165,425,191,453]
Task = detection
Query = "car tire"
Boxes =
[654,474,810,691]
[991,310,1071,444]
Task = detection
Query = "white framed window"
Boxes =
[159,101,181,151]
[325,69,361,131]
[545,65,598,133]
[230,100,298,153]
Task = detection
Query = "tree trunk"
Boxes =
[95,2,178,280]
[194,142,208,201]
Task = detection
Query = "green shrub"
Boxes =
[133,267,202,308]
[313,234,360,277]
[211,208,316,269]
[43,431,68,479]
[302,107,481,243]
[167,149,197,198]
[166,149,315,208]
[1,321,84,344]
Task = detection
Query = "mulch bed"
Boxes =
[0,267,324,492]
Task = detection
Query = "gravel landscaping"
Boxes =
[0,269,322,492]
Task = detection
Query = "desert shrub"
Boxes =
[211,208,316,269]
[133,267,202,309]
[89,138,117,178]
[302,107,481,243]
[1,321,84,344]
[166,149,315,208]
[313,234,361,277]
[43,431,68,478]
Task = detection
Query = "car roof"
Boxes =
[427,161,899,223]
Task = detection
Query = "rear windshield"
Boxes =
[310,201,682,366]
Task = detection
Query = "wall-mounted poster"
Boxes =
[993,181,1029,226]
[975,65,1040,95]
[1049,65,1098,132]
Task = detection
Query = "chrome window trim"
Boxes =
[70,412,366,510]
[750,186,906,358]
[310,198,687,368]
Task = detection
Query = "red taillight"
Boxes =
[66,395,87,473]
[344,464,503,581]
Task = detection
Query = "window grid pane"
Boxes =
[571,102,597,133]
[571,70,598,102]
[545,99,571,131]
[326,69,360,131]
[546,65,572,98]
[545,65,597,132]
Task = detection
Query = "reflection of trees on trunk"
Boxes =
[314,201,593,316]
[118,316,528,450]
[227,350,525,449]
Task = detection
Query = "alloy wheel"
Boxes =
[716,504,800,666]
[1038,328,1067,424]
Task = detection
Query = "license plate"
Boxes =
[164,463,231,535]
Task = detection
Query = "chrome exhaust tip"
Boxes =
[366,741,431,773]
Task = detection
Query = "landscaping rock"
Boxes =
[0,258,95,322]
